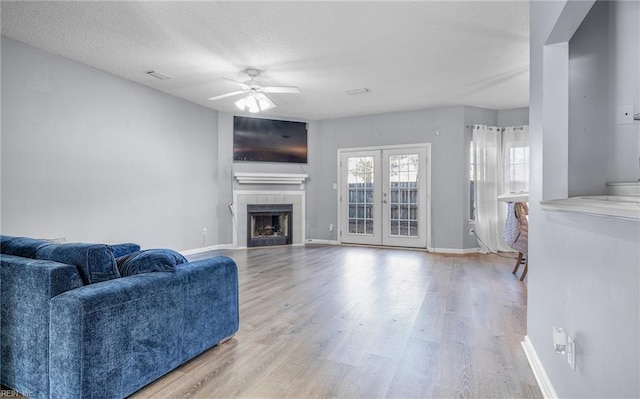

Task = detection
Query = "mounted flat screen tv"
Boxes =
[233,116,308,163]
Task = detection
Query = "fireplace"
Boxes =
[247,204,293,247]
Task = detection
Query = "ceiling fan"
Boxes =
[208,68,300,113]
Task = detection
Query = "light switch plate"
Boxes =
[617,104,635,125]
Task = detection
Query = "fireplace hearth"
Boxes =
[247,204,293,247]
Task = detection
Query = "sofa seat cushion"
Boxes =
[116,249,188,276]
[0,236,51,258]
[35,243,120,285]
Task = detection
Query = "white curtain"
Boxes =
[473,124,529,253]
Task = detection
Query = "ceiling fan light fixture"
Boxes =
[255,93,276,111]
[213,68,295,112]
[235,96,257,113]
[235,93,275,113]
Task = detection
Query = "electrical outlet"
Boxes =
[469,228,475,236]
[329,224,334,232]
[567,335,576,370]
[202,227,207,236]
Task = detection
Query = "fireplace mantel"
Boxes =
[234,172,308,185]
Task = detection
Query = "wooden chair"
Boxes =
[508,202,528,281]
[512,252,528,281]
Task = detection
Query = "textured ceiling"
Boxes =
[0,1,530,121]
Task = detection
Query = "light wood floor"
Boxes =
[130,245,541,399]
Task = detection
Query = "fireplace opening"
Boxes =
[247,204,293,247]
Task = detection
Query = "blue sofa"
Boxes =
[0,235,239,399]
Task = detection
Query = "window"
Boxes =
[505,145,529,193]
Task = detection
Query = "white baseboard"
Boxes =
[183,242,480,254]
[182,242,312,255]
[180,244,236,256]
[303,242,479,253]
[305,239,339,245]
[428,247,482,254]
[522,335,557,399]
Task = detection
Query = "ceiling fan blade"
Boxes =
[263,86,300,94]
[223,77,250,90]
[208,91,245,101]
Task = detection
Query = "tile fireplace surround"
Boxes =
[232,191,305,248]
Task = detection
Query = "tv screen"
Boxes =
[233,116,308,163]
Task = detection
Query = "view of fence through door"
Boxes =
[346,155,376,235]
[387,153,419,237]
[340,146,429,248]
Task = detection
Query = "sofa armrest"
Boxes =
[1,255,83,398]
[49,255,239,399]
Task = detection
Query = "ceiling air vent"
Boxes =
[346,88,370,95]
[144,70,171,80]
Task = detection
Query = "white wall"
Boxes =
[1,37,220,250]
[529,1,639,397]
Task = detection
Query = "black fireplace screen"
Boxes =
[247,204,293,247]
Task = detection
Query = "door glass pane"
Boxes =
[388,154,419,237]
[347,157,374,235]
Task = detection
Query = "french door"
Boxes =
[339,146,429,248]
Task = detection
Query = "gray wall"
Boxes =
[569,2,614,196]
[216,106,527,252]
[568,0,640,195]
[1,37,220,250]
[607,1,640,182]
[308,105,494,251]
[529,1,639,397]
[497,107,529,127]
[2,37,531,254]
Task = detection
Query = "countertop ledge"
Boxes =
[541,196,640,221]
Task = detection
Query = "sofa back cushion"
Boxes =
[109,243,141,258]
[0,235,51,258]
[116,249,188,277]
[36,243,120,285]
